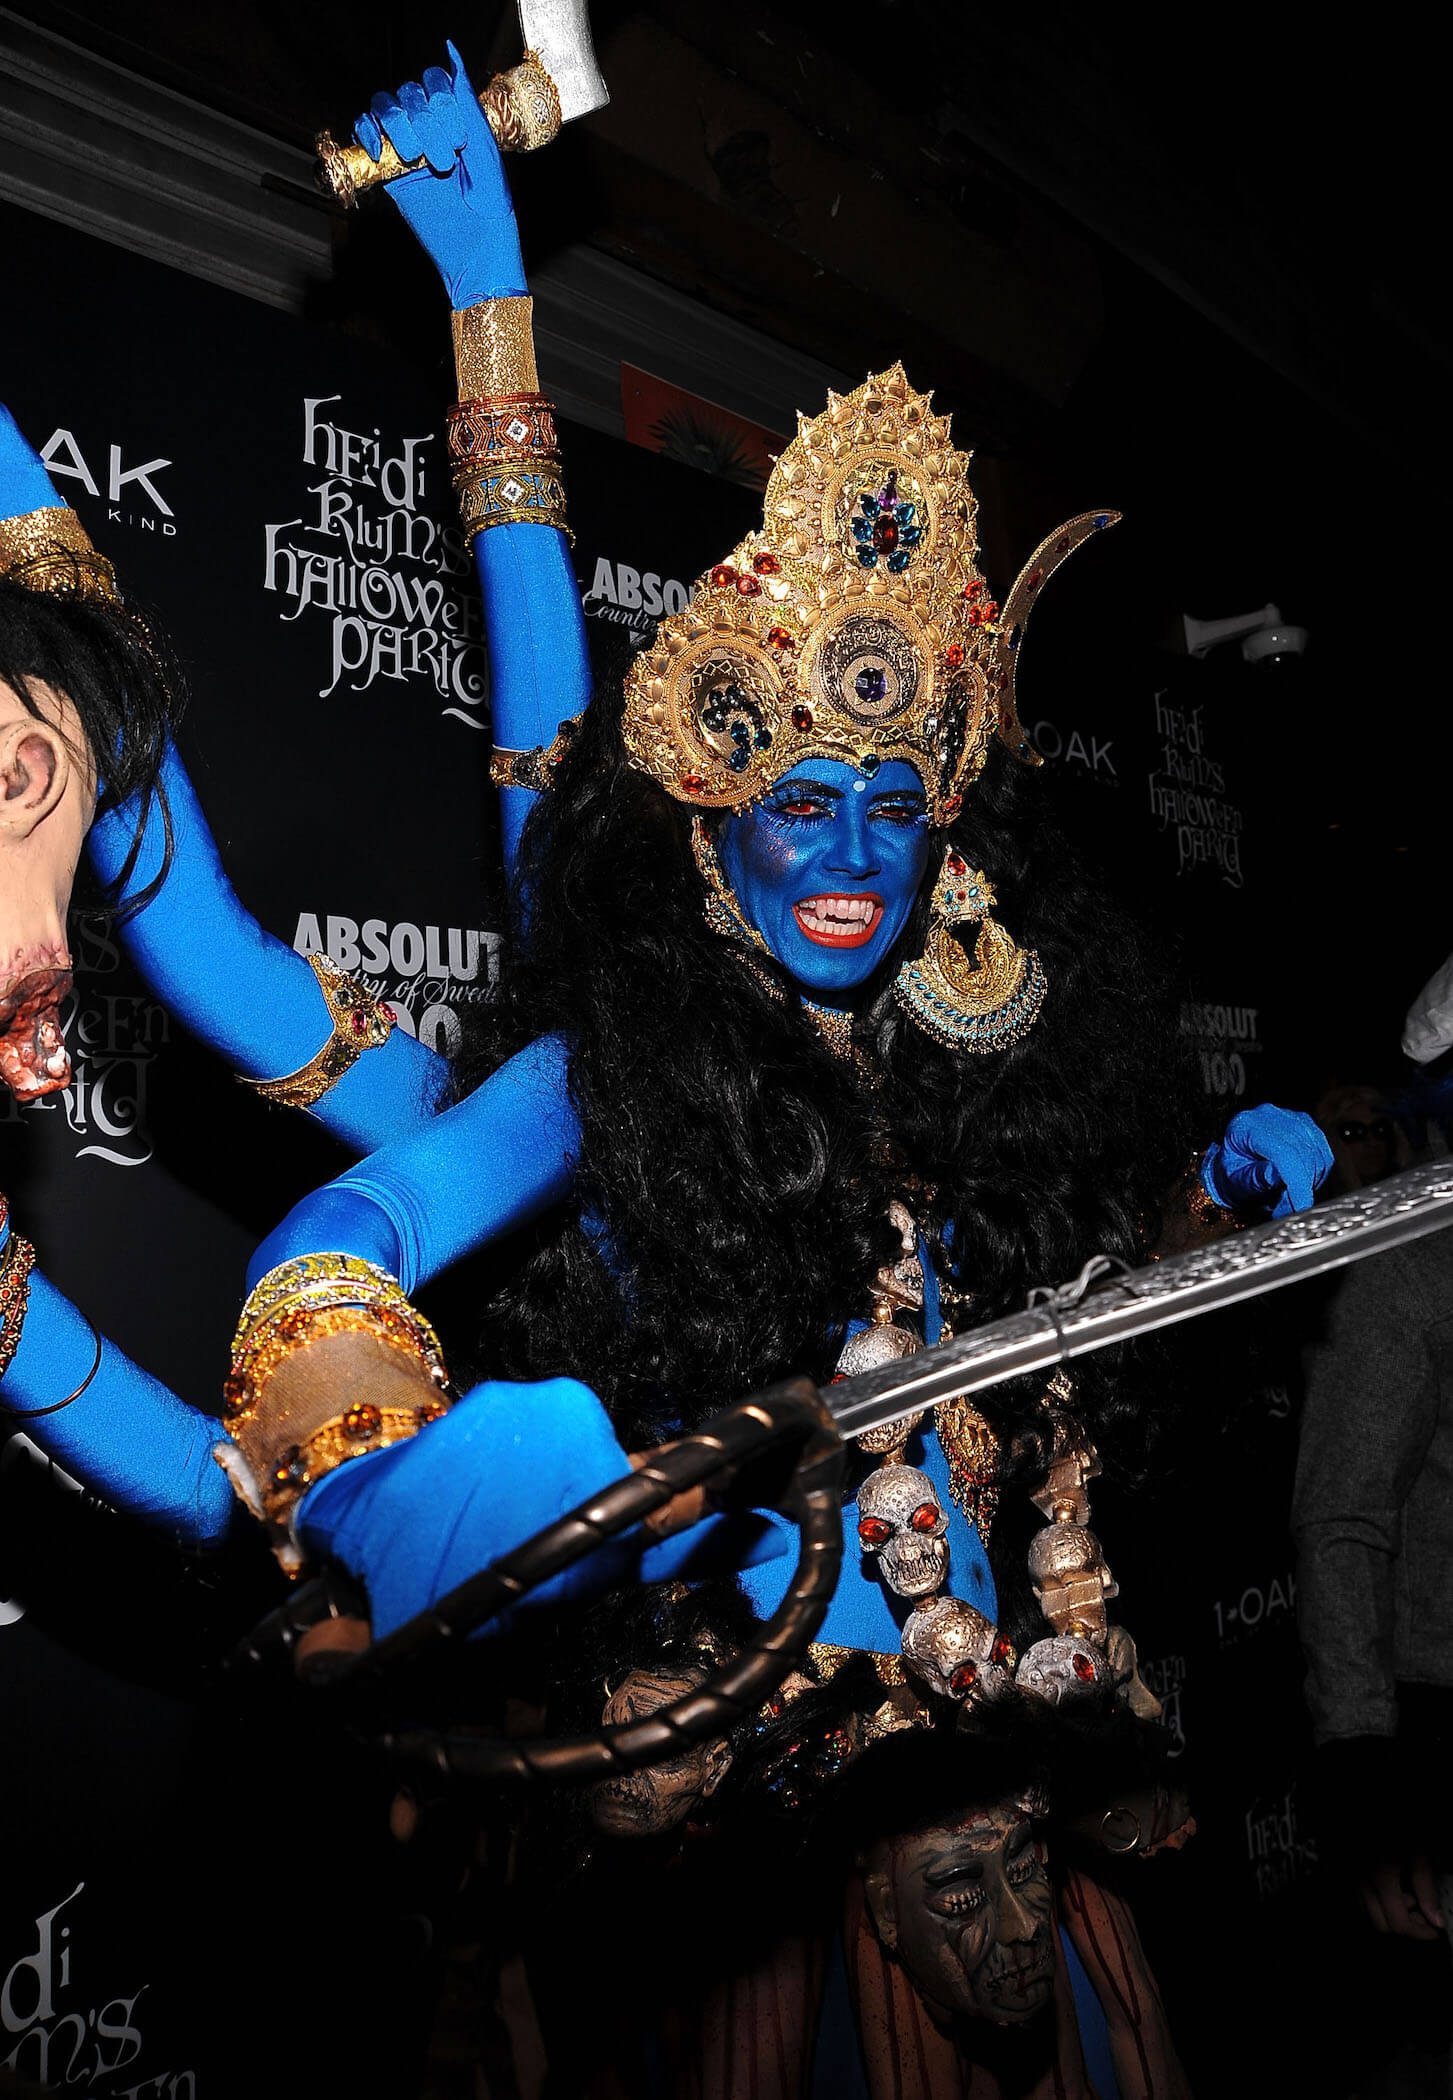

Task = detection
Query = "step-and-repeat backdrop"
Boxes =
[1,199,1326,2094]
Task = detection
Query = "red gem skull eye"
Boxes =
[1071,1651,1097,1682]
[909,1503,939,1533]
[858,1515,893,1546]
[949,1661,979,1695]
[991,1635,1013,1665]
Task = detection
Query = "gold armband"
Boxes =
[447,392,559,472]
[489,712,582,791]
[452,298,539,401]
[0,505,119,604]
[216,1253,451,1570]
[239,952,394,1111]
[454,462,569,547]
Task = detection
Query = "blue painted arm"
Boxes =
[247,1032,578,1290]
[2,1223,232,1543]
[355,47,592,883]
[7,397,446,1151]
[1202,1102,1334,1218]
[87,741,449,1151]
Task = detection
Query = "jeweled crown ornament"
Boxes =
[621,364,1117,826]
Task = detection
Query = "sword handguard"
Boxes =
[316,54,563,207]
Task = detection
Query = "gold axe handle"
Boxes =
[315,54,563,207]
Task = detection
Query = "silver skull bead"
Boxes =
[901,1594,1014,1704]
[1015,1634,1113,1705]
[856,1464,949,1598]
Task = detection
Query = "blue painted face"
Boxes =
[715,759,933,998]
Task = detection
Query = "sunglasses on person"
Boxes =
[1336,1119,1394,1145]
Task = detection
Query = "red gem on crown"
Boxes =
[753,550,782,575]
[944,643,966,670]
[768,626,796,651]
[710,564,737,589]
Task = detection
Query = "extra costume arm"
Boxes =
[1201,1102,1332,1218]
[1,1215,233,1543]
[5,397,446,1148]
[87,740,448,1150]
[355,44,591,879]
[1291,1245,1438,1743]
[246,1031,577,1291]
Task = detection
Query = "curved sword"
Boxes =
[828,1160,1453,1441]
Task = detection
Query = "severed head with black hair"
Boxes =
[0,567,182,1101]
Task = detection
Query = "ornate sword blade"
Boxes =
[828,1160,1453,1441]
[516,0,610,121]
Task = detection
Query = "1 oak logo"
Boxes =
[38,430,177,535]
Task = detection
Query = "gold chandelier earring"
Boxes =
[690,815,768,954]
[893,849,1047,1053]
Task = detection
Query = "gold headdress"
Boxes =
[622,365,1116,827]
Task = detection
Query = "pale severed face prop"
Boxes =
[0,677,94,1101]
[861,1798,1055,2025]
[588,1663,734,1838]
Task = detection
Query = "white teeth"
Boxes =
[795,894,880,938]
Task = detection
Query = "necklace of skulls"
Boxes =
[840,1210,1163,1723]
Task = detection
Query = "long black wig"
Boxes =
[464,633,1197,1506]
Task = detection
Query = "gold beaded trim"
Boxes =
[455,462,568,547]
[452,298,539,402]
[488,712,582,791]
[239,952,394,1110]
[0,506,119,603]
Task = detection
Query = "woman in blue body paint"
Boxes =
[2,44,1330,1648]
[0,46,1330,2095]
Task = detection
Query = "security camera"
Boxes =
[1181,603,1308,663]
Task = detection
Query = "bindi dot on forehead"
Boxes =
[853,779,866,793]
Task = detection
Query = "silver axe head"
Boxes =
[316,0,609,207]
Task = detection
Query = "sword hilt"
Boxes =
[315,53,563,207]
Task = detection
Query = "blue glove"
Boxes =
[354,41,526,307]
[298,1375,786,1641]
[1202,1102,1334,1218]
[1,401,62,518]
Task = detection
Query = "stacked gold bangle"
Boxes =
[0,505,119,604]
[449,300,569,546]
[239,952,395,1111]
[0,1201,36,1381]
[216,1253,451,1566]
[489,711,583,792]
